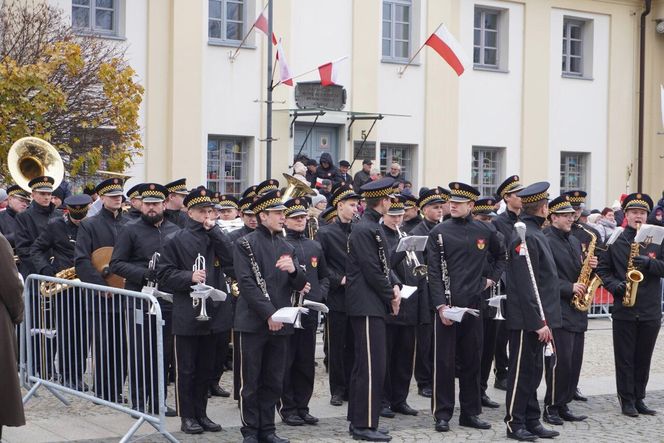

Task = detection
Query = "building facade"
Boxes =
[43,0,664,207]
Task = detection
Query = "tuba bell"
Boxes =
[281,173,316,202]
[8,137,64,192]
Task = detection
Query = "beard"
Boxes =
[142,212,164,225]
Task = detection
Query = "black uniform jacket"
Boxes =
[544,226,588,332]
[233,224,307,335]
[596,225,664,322]
[382,224,419,326]
[110,217,180,295]
[428,214,505,309]
[410,218,438,323]
[346,208,399,318]
[159,218,234,335]
[403,214,422,233]
[0,207,19,248]
[285,228,329,303]
[126,208,142,220]
[15,202,59,275]
[315,220,352,312]
[228,224,254,244]
[31,215,78,276]
[164,208,187,229]
[505,215,562,331]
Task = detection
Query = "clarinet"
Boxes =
[240,238,270,300]
[375,229,390,279]
[437,233,452,306]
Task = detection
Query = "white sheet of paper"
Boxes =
[635,224,664,245]
[396,235,428,253]
[487,294,506,308]
[207,289,227,302]
[400,285,418,299]
[606,227,624,245]
[272,307,309,324]
[302,300,329,313]
[442,307,480,323]
[30,328,57,339]
[142,286,174,304]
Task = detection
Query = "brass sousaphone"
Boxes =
[8,137,65,192]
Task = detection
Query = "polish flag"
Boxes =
[318,61,339,86]
[275,39,293,86]
[425,23,470,76]
[254,11,277,43]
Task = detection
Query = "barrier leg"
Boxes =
[44,384,70,406]
[22,380,42,404]
[119,416,145,443]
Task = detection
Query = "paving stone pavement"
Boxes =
[5,319,664,442]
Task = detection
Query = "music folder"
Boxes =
[396,235,428,253]
[635,224,664,245]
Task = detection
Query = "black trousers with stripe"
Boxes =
[480,315,499,393]
[212,329,231,387]
[544,328,584,412]
[432,313,482,421]
[504,330,543,432]
[174,333,218,419]
[383,323,416,408]
[612,318,660,405]
[279,315,317,418]
[238,332,288,438]
[327,310,355,398]
[494,321,510,381]
[414,320,433,390]
[348,316,386,429]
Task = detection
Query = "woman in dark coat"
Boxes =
[0,233,25,437]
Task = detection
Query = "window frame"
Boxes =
[471,146,505,198]
[473,6,500,70]
[208,0,247,46]
[559,152,589,196]
[72,0,121,37]
[380,143,415,182]
[206,136,250,197]
[381,0,413,64]
[562,18,585,77]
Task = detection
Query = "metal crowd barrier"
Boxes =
[586,287,613,319]
[20,274,177,443]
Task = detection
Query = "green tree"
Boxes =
[0,2,144,184]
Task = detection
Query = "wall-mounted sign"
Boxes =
[295,81,346,111]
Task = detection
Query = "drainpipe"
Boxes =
[637,0,652,190]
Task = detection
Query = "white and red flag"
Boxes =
[318,60,339,86]
[424,23,470,76]
[275,38,293,86]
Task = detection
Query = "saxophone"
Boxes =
[571,224,603,312]
[624,223,644,307]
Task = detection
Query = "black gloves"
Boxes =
[632,255,651,271]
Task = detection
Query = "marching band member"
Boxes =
[411,187,448,399]
[110,183,179,416]
[215,194,240,222]
[346,177,401,442]
[31,194,91,391]
[596,192,663,417]
[401,194,421,233]
[159,187,233,434]
[504,182,560,441]
[233,188,307,443]
[0,184,31,249]
[492,175,525,392]
[542,194,591,425]
[163,178,190,228]
[124,183,144,220]
[315,183,360,407]
[427,183,505,433]
[74,177,128,403]
[278,197,328,427]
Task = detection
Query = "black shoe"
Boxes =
[392,403,418,416]
[299,412,319,424]
[418,387,433,398]
[262,433,290,443]
[434,419,449,432]
[636,400,657,415]
[622,403,639,417]
[330,394,344,406]
[573,388,588,402]
[481,393,500,409]
[560,408,587,422]
[506,428,538,441]
[198,416,222,432]
[282,414,305,426]
[494,378,508,391]
[242,436,259,443]
[165,405,177,417]
[527,424,560,438]
[459,414,491,429]
[380,406,395,418]
[181,417,204,434]
[352,427,392,441]
[349,424,390,435]
[210,383,231,397]
[543,409,564,425]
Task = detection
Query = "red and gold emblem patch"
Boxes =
[311,257,318,268]
[477,238,486,250]
[648,252,656,259]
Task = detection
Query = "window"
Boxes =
[562,18,590,77]
[471,147,504,197]
[207,136,250,197]
[72,0,118,35]
[382,0,411,62]
[209,0,245,43]
[473,7,499,68]
[380,143,414,181]
[560,152,589,194]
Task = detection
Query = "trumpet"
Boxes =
[396,225,427,276]
[143,252,173,315]
[487,281,506,321]
[190,254,210,321]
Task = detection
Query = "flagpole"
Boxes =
[230,2,269,61]
[273,55,349,88]
[266,0,273,178]
[397,23,441,77]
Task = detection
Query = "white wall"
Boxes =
[548,9,609,207]
[458,0,524,186]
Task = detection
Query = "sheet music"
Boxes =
[606,227,624,245]
[400,285,418,299]
[302,300,329,313]
[272,307,309,324]
[396,235,428,253]
[635,224,664,245]
[442,307,480,323]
